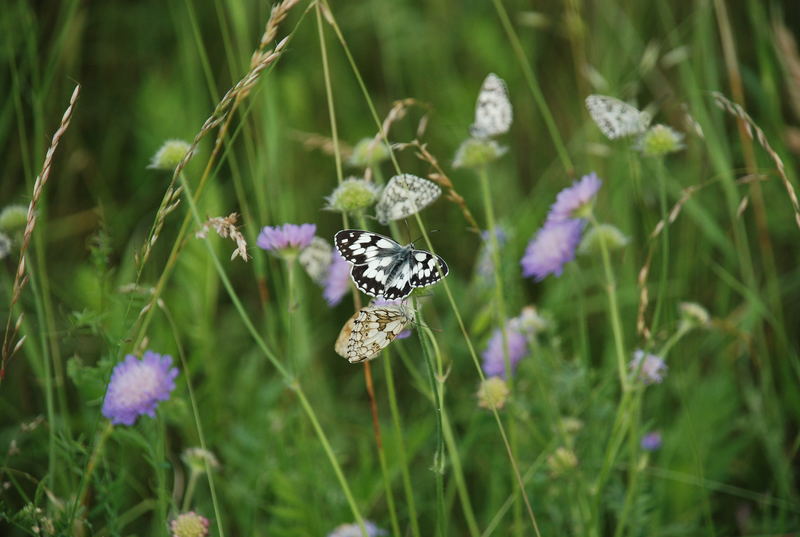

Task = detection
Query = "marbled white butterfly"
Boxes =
[470,73,512,139]
[298,236,333,284]
[375,173,441,225]
[585,95,652,139]
[334,229,448,300]
[335,303,413,363]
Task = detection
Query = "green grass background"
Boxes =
[2,0,800,535]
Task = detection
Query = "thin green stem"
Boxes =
[590,215,628,390]
[651,159,670,331]
[316,4,344,184]
[491,0,574,175]
[382,353,422,537]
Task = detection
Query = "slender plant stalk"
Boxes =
[490,0,574,176]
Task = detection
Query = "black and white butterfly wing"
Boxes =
[335,305,413,363]
[335,230,406,298]
[585,95,651,139]
[408,251,449,288]
[375,174,441,225]
[470,73,512,139]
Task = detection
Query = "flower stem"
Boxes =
[589,215,628,390]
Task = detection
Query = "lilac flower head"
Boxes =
[521,219,584,281]
[328,521,387,537]
[641,431,662,451]
[482,324,529,378]
[547,172,602,223]
[102,351,178,426]
[323,251,352,306]
[629,349,667,385]
[256,223,316,253]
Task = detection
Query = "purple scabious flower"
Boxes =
[328,521,387,537]
[256,223,316,252]
[482,324,529,378]
[629,349,667,385]
[323,251,352,306]
[547,172,602,223]
[102,351,178,426]
[521,219,584,281]
[641,431,662,451]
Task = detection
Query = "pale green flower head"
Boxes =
[0,204,28,233]
[547,446,578,475]
[182,447,220,475]
[149,139,192,170]
[578,224,629,255]
[477,377,510,410]
[453,138,507,169]
[679,301,710,329]
[348,138,390,168]
[635,124,685,157]
[325,177,381,214]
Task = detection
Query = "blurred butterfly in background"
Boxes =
[375,173,441,225]
[335,303,414,363]
[334,229,448,300]
[585,95,652,139]
[298,236,333,284]
[470,73,512,139]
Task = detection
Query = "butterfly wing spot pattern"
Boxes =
[375,174,442,225]
[335,305,414,363]
[585,95,651,140]
[334,229,449,300]
[470,73,512,140]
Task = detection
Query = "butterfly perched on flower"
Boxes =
[470,73,512,140]
[335,303,414,363]
[334,229,448,300]
[375,174,441,225]
[585,95,652,139]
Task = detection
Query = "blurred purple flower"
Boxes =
[256,223,316,252]
[547,172,602,223]
[641,431,662,451]
[482,324,529,378]
[396,329,412,339]
[323,251,352,306]
[521,219,584,281]
[630,349,667,385]
[102,351,178,426]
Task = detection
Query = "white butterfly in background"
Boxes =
[335,303,414,363]
[334,229,448,300]
[374,173,441,225]
[585,95,652,140]
[298,236,333,284]
[470,73,512,139]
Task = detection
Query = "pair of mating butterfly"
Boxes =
[333,229,448,363]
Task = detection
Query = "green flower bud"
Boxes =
[181,447,220,475]
[635,124,685,157]
[578,224,629,255]
[453,138,507,169]
[0,204,28,233]
[678,301,710,329]
[325,177,381,214]
[148,139,192,170]
[477,377,510,410]
[547,446,578,475]
[170,512,210,537]
[348,138,390,168]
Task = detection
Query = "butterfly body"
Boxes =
[335,229,448,300]
[335,304,414,363]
